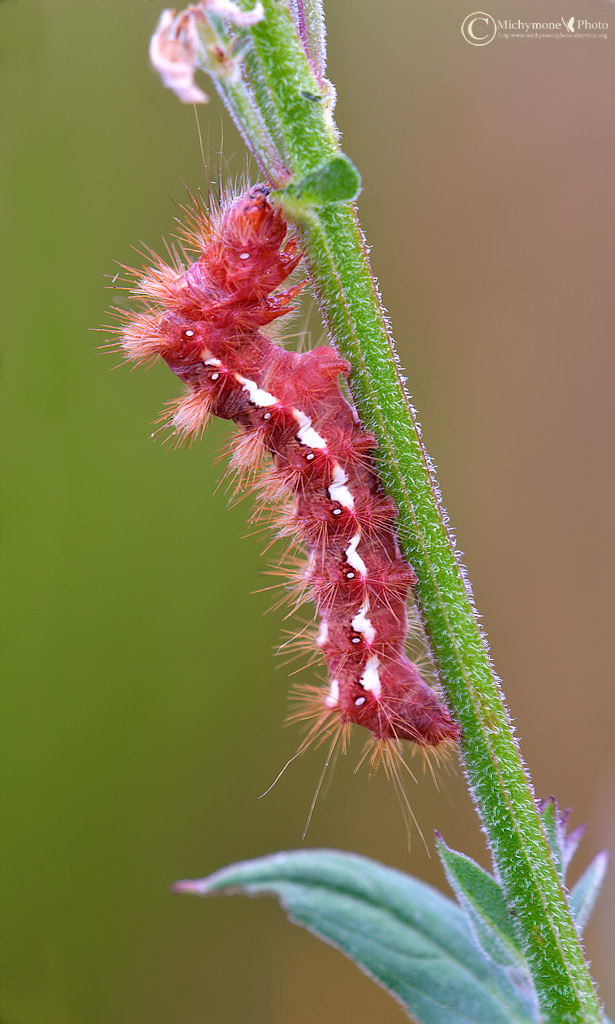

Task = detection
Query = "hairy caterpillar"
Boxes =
[114,184,460,761]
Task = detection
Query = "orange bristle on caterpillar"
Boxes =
[112,183,460,756]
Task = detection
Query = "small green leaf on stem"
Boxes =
[569,852,608,935]
[279,154,361,209]
[538,797,589,883]
[436,834,526,969]
[538,797,566,882]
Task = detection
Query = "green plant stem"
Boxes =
[196,17,289,180]
[198,3,603,1021]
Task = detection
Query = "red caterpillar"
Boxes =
[115,184,459,755]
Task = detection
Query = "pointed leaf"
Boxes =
[561,824,587,877]
[537,797,587,880]
[175,849,539,1024]
[538,797,565,882]
[436,836,525,969]
[569,852,608,934]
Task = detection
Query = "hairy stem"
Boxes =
[188,2,603,1020]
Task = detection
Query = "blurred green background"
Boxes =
[3,1,614,1021]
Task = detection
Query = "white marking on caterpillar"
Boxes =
[204,357,222,380]
[351,601,376,644]
[204,357,222,379]
[328,464,354,510]
[345,532,367,577]
[234,373,278,408]
[325,677,339,708]
[354,696,366,707]
[317,620,329,646]
[360,655,382,699]
[293,410,327,450]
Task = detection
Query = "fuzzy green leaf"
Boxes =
[569,852,608,934]
[436,836,526,969]
[539,798,565,883]
[281,155,362,208]
[174,849,539,1024]
[562,825,587,877]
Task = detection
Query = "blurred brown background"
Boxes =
[3,1,614,1021]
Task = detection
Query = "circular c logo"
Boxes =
[461,12,497,45]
